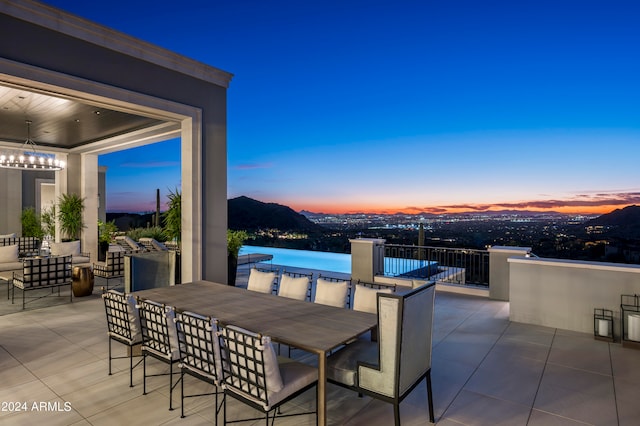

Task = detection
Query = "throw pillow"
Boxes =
[247,269,276,294]
[278,274,310,300]
[352,284,393,314]
[314,278,348,308]
[0,244,19,263]
[50,240,81,257]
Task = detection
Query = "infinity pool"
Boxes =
[239,245,438,277]
[239,245,351,273]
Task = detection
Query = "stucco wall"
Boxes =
[509,257,640,335]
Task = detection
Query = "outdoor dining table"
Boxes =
[133,280,377,426]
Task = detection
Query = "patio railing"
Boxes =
[384,244,490,287]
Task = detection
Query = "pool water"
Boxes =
[239,245,351,273]
[239,245,439,277]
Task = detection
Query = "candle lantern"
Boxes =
[593,308,613,342]
[621,294,640,349]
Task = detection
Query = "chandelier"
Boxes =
[0,120,65,171]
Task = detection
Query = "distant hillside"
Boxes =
[228,196,325,232]
[106,212,157,230]
[587,205,640,238]
[589,205,640,226]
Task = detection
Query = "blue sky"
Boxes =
[44,0,640,214]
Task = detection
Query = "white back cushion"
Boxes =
[50,240,81,257]
[247,269,276,294]
[164,306,182,360]
[353,284,393,314]
[314,278,348,308]
[0,244,19,263]
[0,233,16,239]
[398,285,435,395]
[278,274,309,300]
[126,293,142,342]
[225,325,284,393]
[358,295,400,397]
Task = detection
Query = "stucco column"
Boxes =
[81,153,98,261]
[488,245,531,301]
[0,169,22,234]
[54,153,69,242]
[350,238,386,282]
[98,166,107,223]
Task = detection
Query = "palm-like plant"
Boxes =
[41,206,56,239]
[163,188,181,243]
[227,230,248,258]
[57,193,85,240]
[227,229,248,286]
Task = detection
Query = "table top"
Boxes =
[133,280,377,353]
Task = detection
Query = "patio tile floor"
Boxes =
[1,265,639,425]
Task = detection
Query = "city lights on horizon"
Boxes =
[274,201,630,217]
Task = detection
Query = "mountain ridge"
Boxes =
[228,196,324,232]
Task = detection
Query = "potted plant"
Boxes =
[98,220,118,261]
[21,207,44,240]
[57,193,85,241]
[227,229,248,286]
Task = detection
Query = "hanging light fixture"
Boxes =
[0,120,65,171]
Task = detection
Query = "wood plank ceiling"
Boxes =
[0,85,163,149]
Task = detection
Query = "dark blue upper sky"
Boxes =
[43,0,640,214]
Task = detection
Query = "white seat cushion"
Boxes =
[72,255,91,265]
[352,284,393,314]
[247,269,276,294]
[326,338,378,387]
[278,274,309,300]
[266,358,317,409]
[314,278,348,308]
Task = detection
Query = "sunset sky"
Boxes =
[45,0,640,215]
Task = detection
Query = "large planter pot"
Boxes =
[72,266,94,297]
[98,241,110,262]
[228,254,238,286]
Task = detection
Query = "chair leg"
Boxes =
[223,392,228,426]
[143,353,147,395]
[129,345,134,387]
[169,362,174,410]
[426,370,435,423]
[180,370,185,418]
[214,388,218,426]
[393,402,400,426]
[108,338,113,375]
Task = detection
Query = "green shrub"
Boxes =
[98,220,119,243]
[21,207,44,239]
[126,226,168,242]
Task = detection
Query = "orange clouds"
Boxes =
[285,192,640,216]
